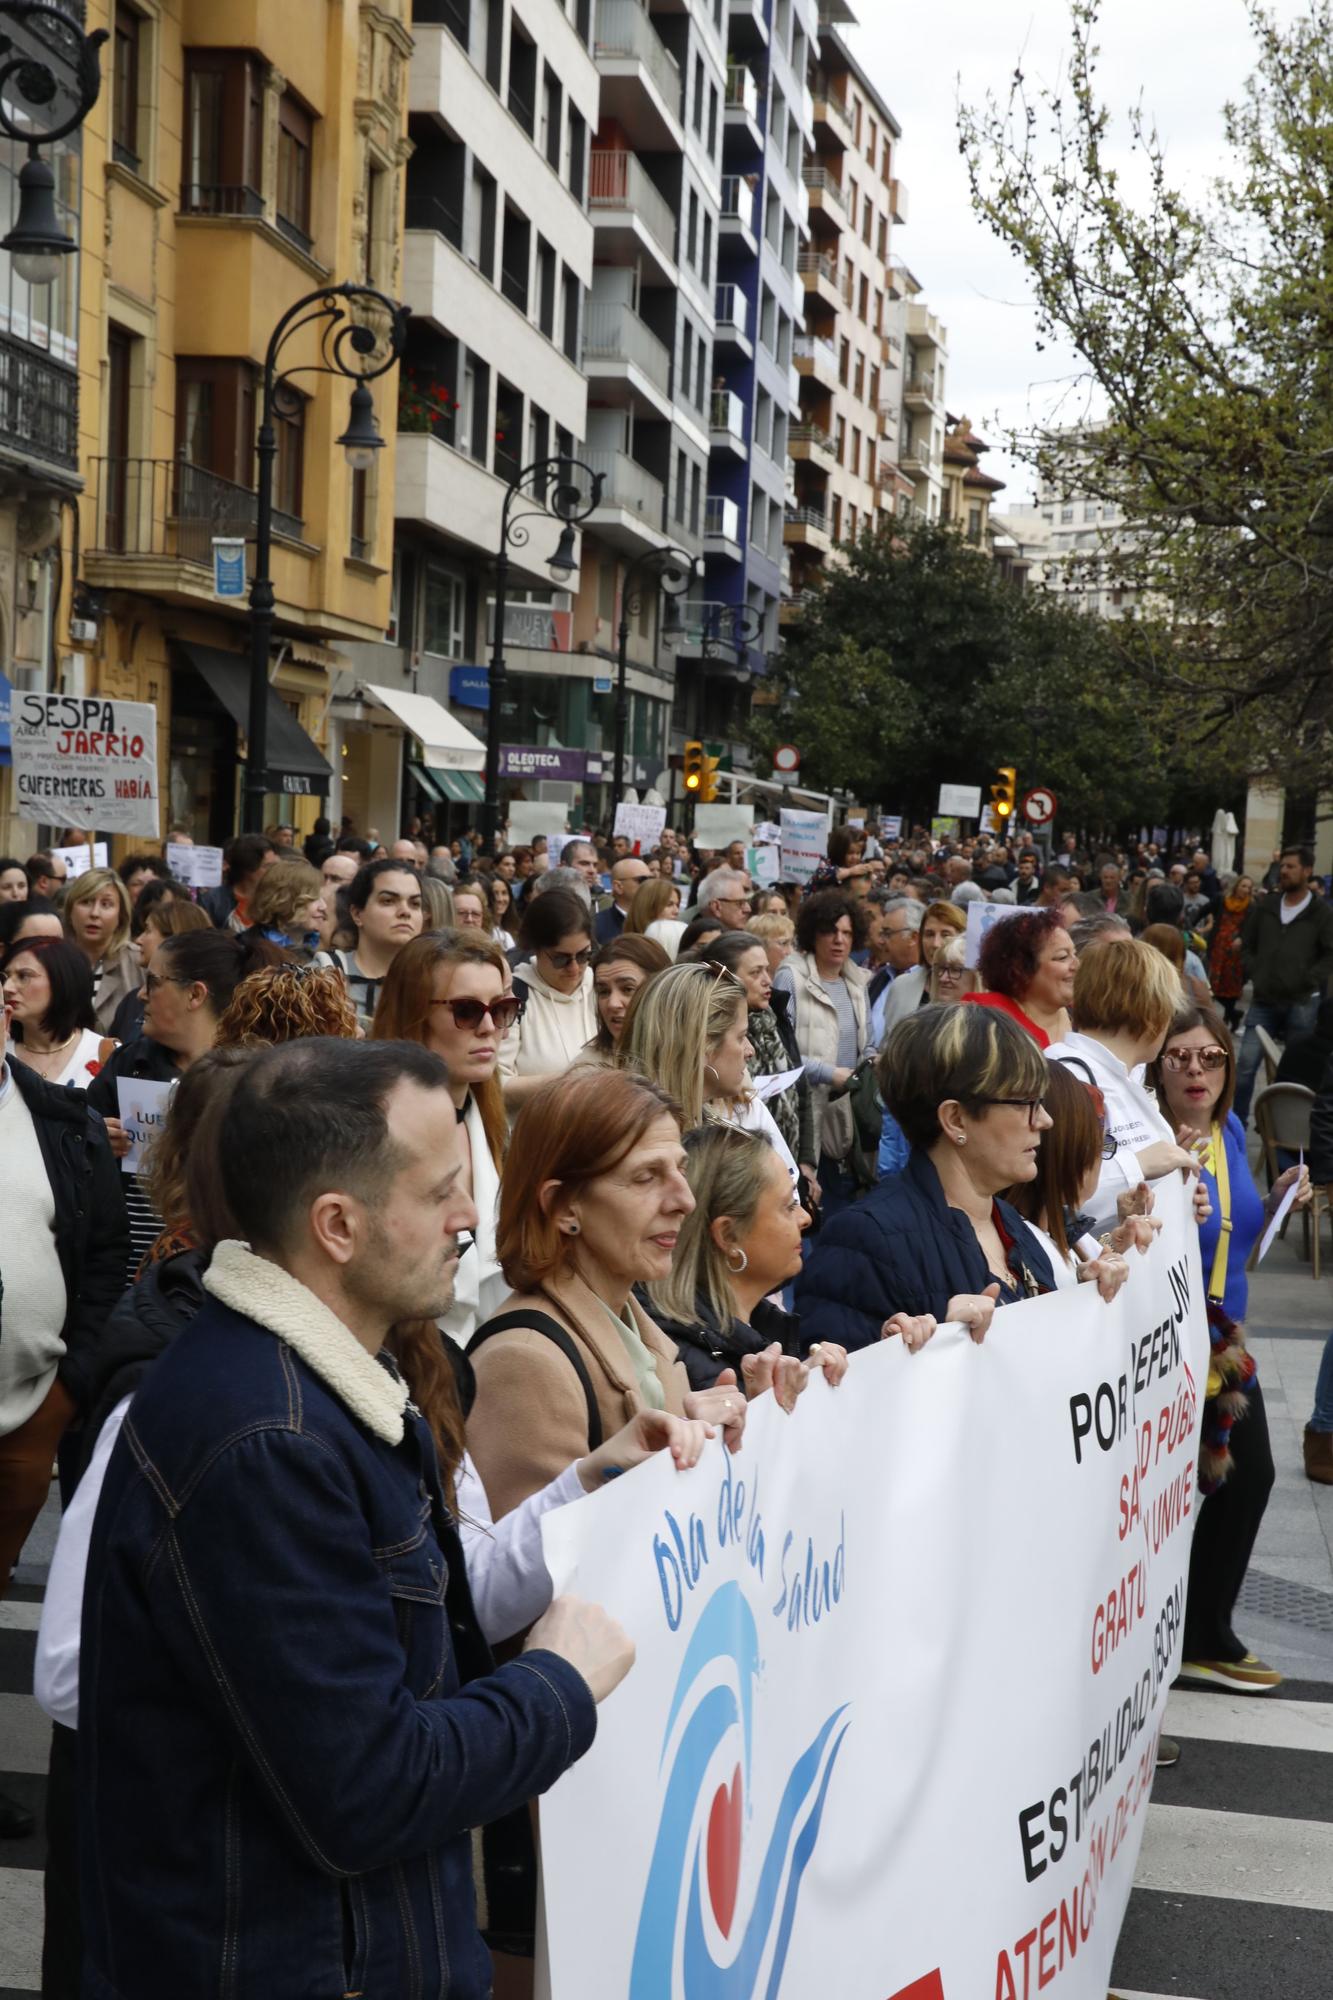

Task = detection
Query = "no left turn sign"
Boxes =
[1022,787,1057,826]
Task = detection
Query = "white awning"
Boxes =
[363,684,486,772]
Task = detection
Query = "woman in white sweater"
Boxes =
[500,885,598,1107]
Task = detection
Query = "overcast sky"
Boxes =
[850,0,1305,504]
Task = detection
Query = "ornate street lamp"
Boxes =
[0,5,108,282]
[481,457,604,854]
[243,283,410,833]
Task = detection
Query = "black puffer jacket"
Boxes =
[7,1060,128,1412]
[79,1247,208,1471]
[642,1291,802,1391]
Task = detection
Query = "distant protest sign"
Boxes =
[13,694,159,837]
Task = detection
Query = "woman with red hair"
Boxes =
[965,908,1078,1049]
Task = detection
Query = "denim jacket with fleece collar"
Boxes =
[78,1240,596,2000]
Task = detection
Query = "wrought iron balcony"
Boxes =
[0,331,79,474]
[86,456,262,565]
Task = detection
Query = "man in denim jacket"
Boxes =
[78,1037,631,1998]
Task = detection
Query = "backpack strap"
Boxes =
[467,1310,603,1450]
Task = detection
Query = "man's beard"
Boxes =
[346,1215,458,1330]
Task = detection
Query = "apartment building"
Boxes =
[0,12,81,854]
[58,0,412,849]
[941,416,1004,550]
[336,0,602,832]
[785,10,910,619]
[892,266,948,523]
[1002,453,1150,621]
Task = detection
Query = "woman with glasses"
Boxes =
[1146,1005,1307,1694]
[374,932,521,1344]
[1046,938,1204,1233]
[87,931,269,1278]
[797,1004,1058,1350]
[878,898,966,1037]
[501,886,599,1107]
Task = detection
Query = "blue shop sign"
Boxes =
[450,665,490,710]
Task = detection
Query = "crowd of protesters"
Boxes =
[0,803,1331,1996]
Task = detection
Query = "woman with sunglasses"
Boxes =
[374,932,521,1343]
[1147,1005,1308,1695]
[501,886,599,1107]
[797,1003,1057,1351]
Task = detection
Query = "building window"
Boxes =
[175,357,257,486]
[350,467,372,560]
[182,50,264,215]
[276,94,314,251]
[274,394,306,529]
[113,5,142,170]
[422,557,467,659]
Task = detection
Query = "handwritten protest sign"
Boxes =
[778,808,827,886]
[539,1182,1206,1999]
[693,804,755,850]
[965,898,1026,968]
[116,1078,176,1174]
[52,842,108,879]
[13,694,159,837]
[165,844,224,889]
[613,803,667,854]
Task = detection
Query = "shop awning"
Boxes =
[363,684,486,772]
[176,643,332,796]
[430,768,485,803]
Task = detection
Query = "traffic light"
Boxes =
[700,753,721,804]
[683,740,705,794]
[990,765,1017,823]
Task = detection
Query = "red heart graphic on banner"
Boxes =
[706,1765,742,1938]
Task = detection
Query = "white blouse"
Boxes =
[1045,1030,1176,1233]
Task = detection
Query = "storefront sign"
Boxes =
[212,538,247,599]
[449,666,491,711]
[12,694,159,836]
[501,745,603,783]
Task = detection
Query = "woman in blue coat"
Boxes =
[797,1004,1058,1350]
[1149,1004,1309,1694]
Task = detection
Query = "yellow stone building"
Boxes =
[17,0,412,854]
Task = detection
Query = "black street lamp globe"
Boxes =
[2,150,73,284]
[336,380,384,470]
[547,522,579,580]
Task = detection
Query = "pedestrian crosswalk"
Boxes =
[2,1588,1331,1997]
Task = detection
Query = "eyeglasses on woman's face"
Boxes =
[542,945,595,971]
[429,995,522,1032]
[1161,1045,1228,1072]
[972,1095,1046,1126]
[142,970,191,995]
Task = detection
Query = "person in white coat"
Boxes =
[1046,936,1205,1234]
[371,931,516,1343]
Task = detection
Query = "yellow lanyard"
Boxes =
[1207,1119,1231,1303]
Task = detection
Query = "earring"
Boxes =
[704,1063,720,1085]
[726,1246,748,1274]
[955,1133,966,1145]
[564,1221,580,1236]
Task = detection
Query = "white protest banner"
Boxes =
[778,808,827,886]
[116,1078,177,1174]
[747,843,780,887]
[938,781,983,820]
[753,821,782,846]
[13,693,159,837]
[882,814,903,841]
[751,1064,804,1101]
[166,844,224,889]
[615,803,667,854]
[506,802,570,845]
[540,1181,1206,2000]
[693,804,755,851]
[52,841,108,879]
[965,897,1026,968]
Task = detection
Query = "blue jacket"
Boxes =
[79,1247,596,2000]
[795,1148,1056,1349]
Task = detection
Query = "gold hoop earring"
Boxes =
[726,1246,748,1273]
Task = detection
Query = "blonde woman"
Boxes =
[745,908,795,977]
[238,859,327,963]
[930,930,981,1004]
[618,958,797,1176]
[63,867,138,1033]
[624,875,681,935]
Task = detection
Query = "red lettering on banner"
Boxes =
[887,1977,945,2000]
[1090,1560,1146,1673]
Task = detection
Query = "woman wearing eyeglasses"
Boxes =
[797,1003,1057,1351]
[374,932,521,1344]
[500,885,599,1108]
[1146,1005,1308,1695]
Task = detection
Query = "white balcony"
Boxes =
[724,64,762,141]
[710,388,746,455]
[582,298,673,416]
[705,494,742,556]
[583,446,670,554]
[720,176,756,247]
[594,1,684,152]
[714,284,752,354]
[589,149,677,284]
[793,331,838,390]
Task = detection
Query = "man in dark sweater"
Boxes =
[1236,847,1333,1121]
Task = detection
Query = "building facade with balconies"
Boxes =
[794,14,910,598]
[890,274,949,523]
[60,0,413,849]
[0,14,84,853]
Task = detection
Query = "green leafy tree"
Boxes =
[958,0,1333,793]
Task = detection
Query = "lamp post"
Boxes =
[613,545,698,814]
[0,6,107,282]
[481,456,603,856]
[243,284,409,834]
